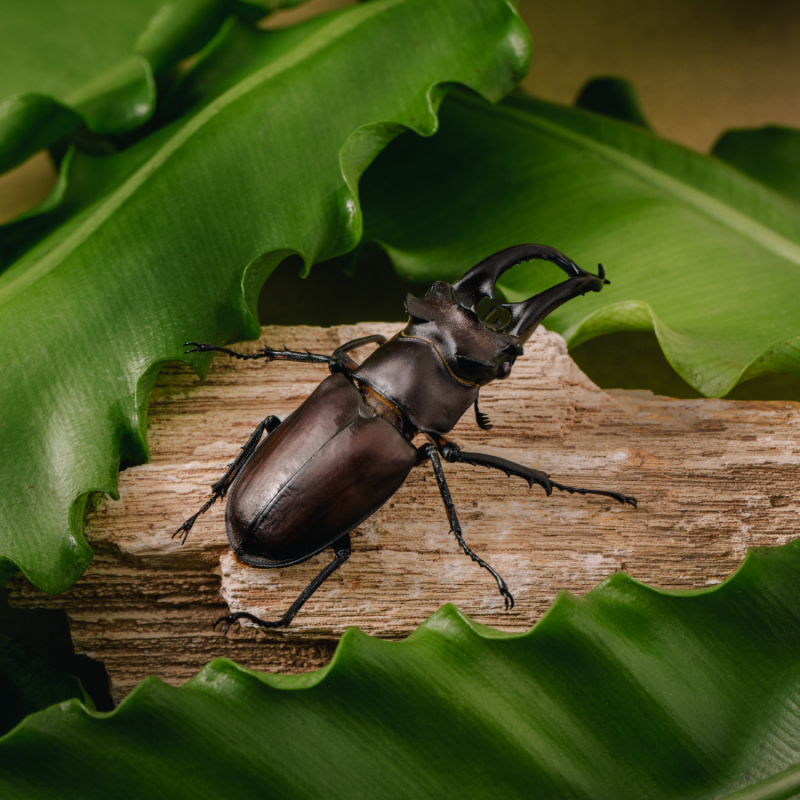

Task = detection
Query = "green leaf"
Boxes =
[359,89,800,398]
[3,539,800,797]
[0,0,301,174]
[575,76,652,130]
[0,0,529,594]
[713,125,800,205]
[569,329,800,402]
[0,633,91,737]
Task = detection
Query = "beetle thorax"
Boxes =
[403,282,523,387]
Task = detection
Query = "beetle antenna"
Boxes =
[474,398,493,430]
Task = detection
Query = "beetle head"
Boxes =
[403,244,608,386]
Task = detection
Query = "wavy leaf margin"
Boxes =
[0,0,530,592]
[2,537,800,798]
[358,88,800,398]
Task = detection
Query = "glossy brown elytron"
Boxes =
[175,245,637,631]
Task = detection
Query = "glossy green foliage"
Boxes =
[0,0,303,173]
[0,634,92,737]
[3,540,800,798]
[0,0,529,594]
[359,89,800,398]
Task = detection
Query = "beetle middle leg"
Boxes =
[213,534,352,632]
[420,443,514,610]
[439,441,637,507]
[173,415,282,544]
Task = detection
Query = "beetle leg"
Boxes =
[420,444,514,611]
[474,397,492,431]
[213,534,352,632]
[185,341,368,382]
[183,343,263,360]
[441,444,637,508]
[327,334,387,370]
[333,334,387,357]
[186,341,344,368]
[173,415,282,544]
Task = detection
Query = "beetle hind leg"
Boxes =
[214,534,352,632]
[421,444,514,610]
[173,415,282,544]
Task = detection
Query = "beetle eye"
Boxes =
[497,361,513,379]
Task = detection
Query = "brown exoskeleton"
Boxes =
[176,245,637,630]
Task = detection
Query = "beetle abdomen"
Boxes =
[226,373,417,567]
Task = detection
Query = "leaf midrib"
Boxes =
[0,0,400,306]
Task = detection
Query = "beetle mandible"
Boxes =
[176,244,637,631]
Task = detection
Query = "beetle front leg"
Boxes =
[332,334,386,364]
[420,444,514,610]
[173,415,282,544]
[185,341,352,372]
[440,442,637,508]
[214,534,352,632]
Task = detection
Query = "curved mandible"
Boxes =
[451,244,584,311]
[501,259,608,344]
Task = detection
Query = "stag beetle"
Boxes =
[176,244,636,631]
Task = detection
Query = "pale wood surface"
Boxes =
[9,324,800,701]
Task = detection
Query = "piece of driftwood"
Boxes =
[9,324,800,701]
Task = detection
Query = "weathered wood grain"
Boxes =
[9,324,800,701]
